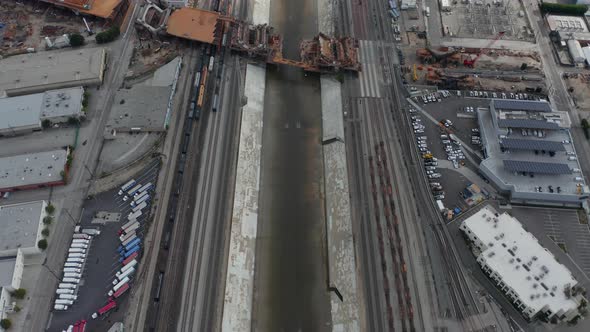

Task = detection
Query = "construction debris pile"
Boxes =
[228,22,361,72]
[299,33,361,72]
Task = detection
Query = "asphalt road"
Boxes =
[20,3,141,330]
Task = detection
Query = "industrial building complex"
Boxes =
[477,99,587,206]
[0,201,48,257]
[0,48,106,97]
[0,149,70,193]
[460,205,586,322]
[0,87,84,136]
[0,251,25,323]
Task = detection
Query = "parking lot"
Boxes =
[510,207,590,285]
[47,159,160,331]
[407,90,499,213]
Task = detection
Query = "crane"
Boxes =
[463,31,505,68]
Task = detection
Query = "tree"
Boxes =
[41,228,50,237]
[12,288,26,299]
[69,33,85,47]
[42,119,52,129]
[0,319,11,329]
[582,119,590,139]
[37,239,48,250]
[43,216,53,225]
[540,3,588,16]
[68,117,80,125]
[45,204,55,214]
[95,26,120,44]
[520,63,528,71]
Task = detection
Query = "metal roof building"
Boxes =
[0,201,47,257]
[0,87,84,136]
[0,149,70,192]
[0,48,106,97]
[568,39,586,64]
[477,99,586,207]
[460,205,586,322]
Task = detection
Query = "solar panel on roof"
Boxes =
[497,119,559,130]
[503,160,572,175]
[500,138,565,152]
[492,99,552,112]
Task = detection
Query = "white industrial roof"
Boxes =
[568,39,585,63]
[463,206,580,315]
[0,87,83,132]
[0,257,17,286]
[0,201,45,254]
[0,149,68,191]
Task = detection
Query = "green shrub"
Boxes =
[69,33,85,47]
[42,119,52,129]
[45,204,55,215]
[41,228,50,237]
[43,216,53,225]
[12,288,26,299]
[0,319,11,329]
[37,239,48,250]
[540,3,588,16]
[95,26,120,44]
[582,119,590,139]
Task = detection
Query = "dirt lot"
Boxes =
[440,0,533,41]
[564,74,590,111]
[126,38,182,79]
[0,0,86,54]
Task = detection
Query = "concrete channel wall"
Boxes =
[318,0,361,329]
[221,0,269,330]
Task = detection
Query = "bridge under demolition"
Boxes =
[136,5,360,73]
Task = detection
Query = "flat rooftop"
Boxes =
[166,7,219,44]
[546,15,589,32]
[0,201,44,253]
[41,0,124,19]
[0,149,68,191]
[0,87,84,132]
[0,48,106,97]
[0,94,42,132]
[479,101,585,202]
[463,205,580,315]
[0,257,17,286]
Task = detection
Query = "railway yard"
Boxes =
[3,0,590,332]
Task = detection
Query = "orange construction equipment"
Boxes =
[463,31,505,68]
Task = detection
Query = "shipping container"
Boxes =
[121,245,140,258]
[132,201,148,214]
[136,183,153,195]
[59,294,78,300]
[113,277,130,291]
[132,190,148,203]
[127,184,143,196]
[131,194,150,208]
[55,299,74,305]
[127,210,142,221]
[72,233,90,240]
[119,179,137,195]
[111,283,130,298]
[68,248,86,254]
[122,234,138,248]
[121,252,138,265]
[58,283,77,289]
[116,267,135,281]
[97,300,117,315]
[119,230,136,243]
[64,272,82,279]
[122,221,140,234]
[81,228,101,235]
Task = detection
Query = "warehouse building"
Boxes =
[567,39,586,66]
[0,149,70,192]
[0,47,106,97]
[0,251,24,321]
[0,201,48,257]
[477,99,587,207]
[460,205,586,323]
[0,87,84,136]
